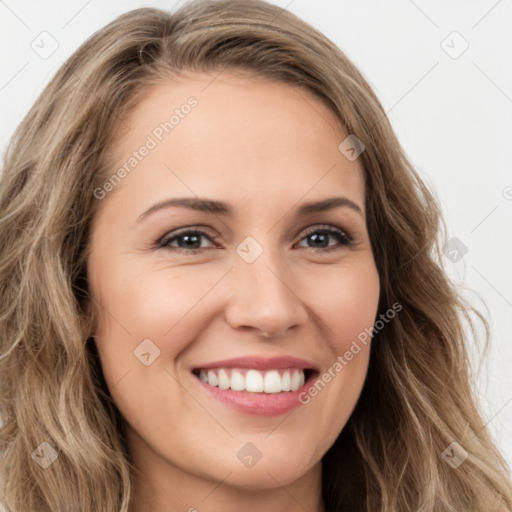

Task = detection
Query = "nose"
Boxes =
[223,247,308,339]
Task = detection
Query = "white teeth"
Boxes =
[218,369,230,390]
[282,371,291,391]
[207,370,218,387]
[290,370,301,391]
[263,370,282,393]
[196,368,308,393]
[245,369,264,392]
[230,370,245,391]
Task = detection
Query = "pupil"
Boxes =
[181,234,199,248]
[310,233,328,248]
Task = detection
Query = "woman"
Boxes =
[0,1,511,510]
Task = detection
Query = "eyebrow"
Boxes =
[136,196,363,222]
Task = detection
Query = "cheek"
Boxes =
[278,260,379,463]
[88,260,218,426]
[90,259,229,366]
[297,258,379,407]
[302,258,380,352]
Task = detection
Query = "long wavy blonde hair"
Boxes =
[1,1,511,510]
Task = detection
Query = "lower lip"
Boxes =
[193,373,315,416]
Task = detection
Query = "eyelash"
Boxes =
[156,224,353,255]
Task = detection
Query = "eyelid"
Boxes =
[298,223,352,242]
[157,225,219,248]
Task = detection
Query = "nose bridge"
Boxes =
[224,236,307,336]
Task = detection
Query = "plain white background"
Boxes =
[1,0,511,470]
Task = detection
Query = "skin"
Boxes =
[86,70,380,512]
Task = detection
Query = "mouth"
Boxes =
[189,355,320,416]
[191,367,317,393]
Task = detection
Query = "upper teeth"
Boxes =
[198,368,306,393]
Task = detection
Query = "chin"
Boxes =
[206,448,317,490]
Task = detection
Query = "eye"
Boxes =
[157,224,353,254]
[295,225,353,251]
[157,227,217,254]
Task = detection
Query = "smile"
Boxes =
[189,355,319,416]
[192,367,313,393]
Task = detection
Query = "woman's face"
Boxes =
[87,71,380,500]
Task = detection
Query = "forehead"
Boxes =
[101,71,365,219]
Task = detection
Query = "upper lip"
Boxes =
[191,355,319,372]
